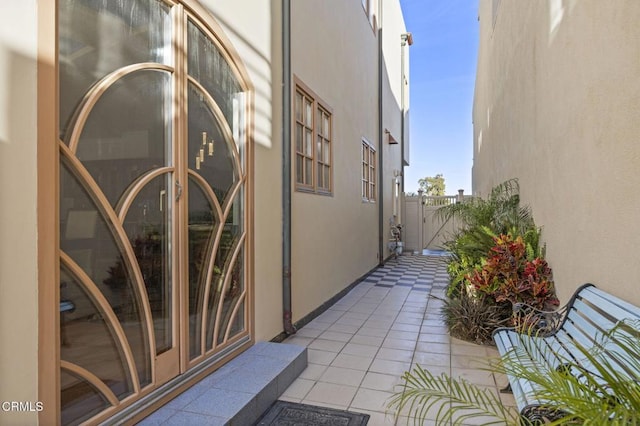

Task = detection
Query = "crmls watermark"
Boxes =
[1,401,44,412]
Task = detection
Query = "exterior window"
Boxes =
[362,139,376,202]
[316,106,331,191]
[295,84,332,194]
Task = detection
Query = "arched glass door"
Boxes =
[57,1,250,424]
[185,19,247,364]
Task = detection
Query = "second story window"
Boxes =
[295,83,332,195]
[362,139,376,202]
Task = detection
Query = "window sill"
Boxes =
[295,187,333,197]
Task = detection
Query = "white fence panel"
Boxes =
[402,193,470,252]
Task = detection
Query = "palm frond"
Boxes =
[494,321,640,425]
[387,365,520,425]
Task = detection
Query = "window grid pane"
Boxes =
[295,88,315,188]
[362,142,376,201]
[316,107,332,192]
[294,84,332,194]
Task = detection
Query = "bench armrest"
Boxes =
[512,302,567,336]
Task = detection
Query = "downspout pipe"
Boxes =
[282,0,296,335]
[377,0,385,265]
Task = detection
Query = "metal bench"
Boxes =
[493,283,640,424]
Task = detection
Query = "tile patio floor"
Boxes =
[280,254,517,425]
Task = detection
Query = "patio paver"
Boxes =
[281,253,517,425]
[138,254,515,425]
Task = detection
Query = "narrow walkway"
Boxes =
[280,254,516,425]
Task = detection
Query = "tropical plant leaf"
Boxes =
[389,320,640,425]
[493,320,640,425]
[387,365,521,425]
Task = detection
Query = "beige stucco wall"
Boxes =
[289,0,408,322]
[381,0,410,154]
[290,0,380,322]
[0,2,39,425]
[473,0,640,305]
[201,0,283,341]
[381,0,410,244]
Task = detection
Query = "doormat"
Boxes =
[255,400,369,425]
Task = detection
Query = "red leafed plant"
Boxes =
[468,234,559,310]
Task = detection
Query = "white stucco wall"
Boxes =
[0,2,39,425]
[473,0,640,305]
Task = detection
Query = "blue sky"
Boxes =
[399,0,479,195]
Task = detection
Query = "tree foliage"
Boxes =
[418,174,446,196]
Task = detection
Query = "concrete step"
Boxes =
[139,342,307,425]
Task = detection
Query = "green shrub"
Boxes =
[468,234,559,310]
[438,179,543,298]
[440,289,511,345]
[437,179,557,342]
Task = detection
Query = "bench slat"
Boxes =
[581,287,640,319]
[492,284,640,421]
[564,305,612,344]
[493,329,535,408]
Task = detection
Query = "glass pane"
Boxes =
[76,70,172,207]
[123,174,172,355]
[316,136,322,164]
[324,141,330,164]
[187,179,217,360]
[217,248,245,345]
[189,84,239,205]
[60,162,151,387]
[324,165,331,189]
[305,159,313,185]
[305,100,313,127]
[317,164,322,189]
[323,114,329,136]
[188,20,242,130]
[296,155,303,184]
[59,0,171,138]
[60,267,132,403]
[295,124,303,152]
[61,370,110,426]
[206,190,244,350]
[295,92,303,121]
[227,301,245,341]
[305,130,312,156]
